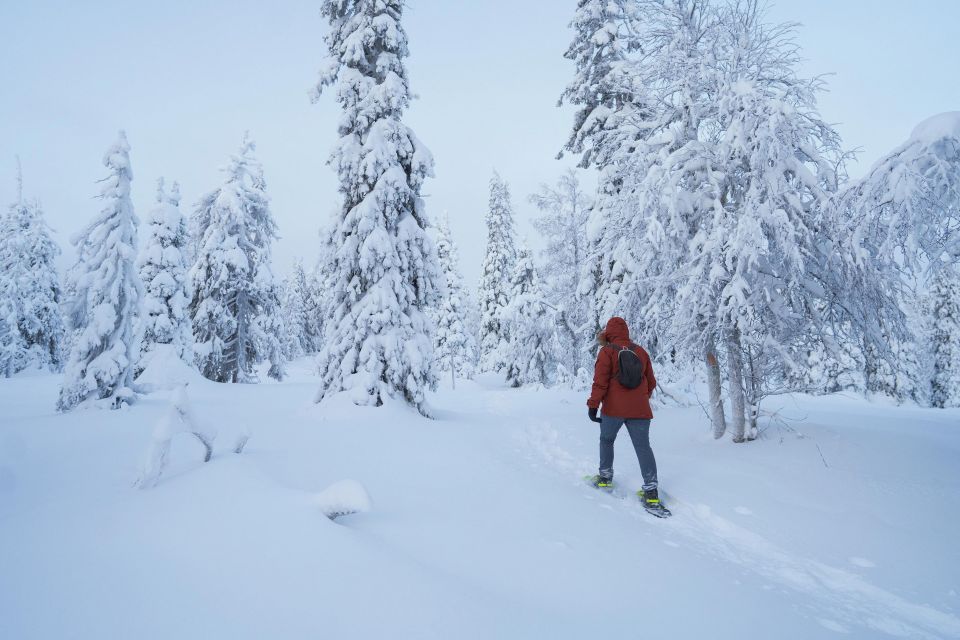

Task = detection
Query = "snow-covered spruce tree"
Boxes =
[189,134,285,383]
[0,296,25,377]
[58,131,142,411]
[0,170,65,374]
[433,212,477,382]
[478,171,518,373]
[137,178,191,371]
[281,259,323,360]
[558,0,641,171]
[311,0,440,414]
[501,248,554,388]
[559,0,649,347]
[930,265,960,407]
[529,169,592,376]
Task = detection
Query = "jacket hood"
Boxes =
[602,317,630,344]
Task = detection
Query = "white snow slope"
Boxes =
[1,360,959,639]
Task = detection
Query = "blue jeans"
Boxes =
[598,416,658,491]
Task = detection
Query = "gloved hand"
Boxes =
[588,407,601,423]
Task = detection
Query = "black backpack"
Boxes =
[608,344,645,389]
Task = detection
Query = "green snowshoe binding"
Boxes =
[585,474,615,492]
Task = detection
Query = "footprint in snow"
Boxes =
[848,557,876,568]
[817,618,850,634]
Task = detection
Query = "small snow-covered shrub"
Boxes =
[136,386,215,488]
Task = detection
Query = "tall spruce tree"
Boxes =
[433,212,477,381]
[558,0,641,170]
[312,0,440,414]
[281,259,323,359]
[189,134,285,383]
[560,0,647,347]
[58,131,142,410]
[0,165,65,374]
[478,171,518,373]
[138,178,191,370]
[501,248,553,388]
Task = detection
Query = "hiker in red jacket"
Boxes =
[586,317,665,512]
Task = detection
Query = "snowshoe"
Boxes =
[638,488,672,518]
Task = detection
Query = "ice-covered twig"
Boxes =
[233,433,250,455]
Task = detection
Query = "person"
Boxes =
[586,316,662,510]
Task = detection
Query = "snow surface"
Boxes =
[910,111,960,145]
[1,359,959,639]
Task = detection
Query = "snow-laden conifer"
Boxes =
[281,259,323,359]
[433,213,477,381]
[0,296,24,377]
[930,265,960,408]
[558,0,642,170]
[189,134,285,383]
[501,249,553,388]
[478,172,518,373]
[312,0,440,414]
[138,178,191,371]
[0,168,65,374]
[58,131,142,410]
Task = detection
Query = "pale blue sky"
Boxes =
[1,1,958,284]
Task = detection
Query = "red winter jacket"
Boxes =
[586,317,657,419]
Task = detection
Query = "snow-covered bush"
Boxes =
[312,0,440,415]
[58,131,142,411]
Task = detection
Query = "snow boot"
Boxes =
[587,474,614,491]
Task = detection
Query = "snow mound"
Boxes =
[136,344,205,392]
[909,111,960,144]
[314,479,372,521]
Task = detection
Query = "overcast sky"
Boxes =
[1,0,958,285]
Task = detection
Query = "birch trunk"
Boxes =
[726,330,747,443]
[705,341,727,439]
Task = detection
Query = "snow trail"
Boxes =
[519,414,960,639]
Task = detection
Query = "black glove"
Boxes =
[588,407,601,423]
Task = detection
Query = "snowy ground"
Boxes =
[2,360,959,639]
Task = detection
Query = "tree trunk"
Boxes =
[743,347,760,441]
[726,330,747,443]
[705,341,727,439]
